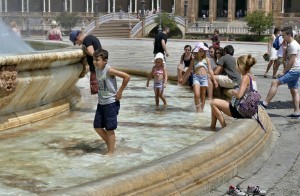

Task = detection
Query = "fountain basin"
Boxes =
[0,40,85,131]
[47,109,272,195]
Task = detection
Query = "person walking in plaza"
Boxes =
[210,29,220,50]
[146,52,168,107]
[210,54,258,129]
[69,30,102,94]
[272,27,287,78]
[46,21,63,41]
[260,26,300,118]
[92,49,130,155]
[179,42,218,112]
[153,26,170,60]
[214,45,241,93]
[264,27,279,78]
[177,44,193,87]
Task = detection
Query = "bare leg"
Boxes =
[95,128,108,144]
[200,86,207,111]
[264,79,281,105]
[105,130,115,155]
[264,60,274,77]
[272,60,281,78]
[193,84,201,112]
[207,75,213,100]
[159,90,167,106]
[290,88,300,114]
[210,99,232,128]
[154,89,159,106]
[177,67,183,83]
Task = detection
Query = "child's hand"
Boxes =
[213,80,218,88]
[116,91,122,101]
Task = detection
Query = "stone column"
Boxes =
[156,0,159,12]
[91,0,94,13]
[209,0,215,22]
[70,0,73,12]
[151,0,154,12]
[86,0,89,12]
[0,0,2,13]
[42,0,45,12]
[113,0,115,12]
[4,0,7,12]
[129,0,132,13]
[48,0,51,12]
[22,0,24,12]
[281,0,284,13]
[107,0,110,13]
[135,0,137,13]
[227,0,233,22]
[26,0,29,12]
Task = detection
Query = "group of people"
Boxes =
[68,25,299,155]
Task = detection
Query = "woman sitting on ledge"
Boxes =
[210,54,257,129]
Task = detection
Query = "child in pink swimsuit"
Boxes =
[146,53,168,107]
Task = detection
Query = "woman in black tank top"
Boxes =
[177,45,193,86]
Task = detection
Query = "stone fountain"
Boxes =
[0,22,274,195]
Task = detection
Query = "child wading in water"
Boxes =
[180,42,218,112]
[93,49,130,155]
[146,52,168,107]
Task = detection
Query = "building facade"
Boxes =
[0,0,299,30]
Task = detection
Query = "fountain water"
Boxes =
[0,21,34,55]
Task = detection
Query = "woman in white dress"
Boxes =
[264,27,279,78]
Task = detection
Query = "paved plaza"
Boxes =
[37,36,300,195]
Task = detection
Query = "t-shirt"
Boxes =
[287,40,300,70]
[83,35,102,72]
[276,36,284,57]
[217,54,241,84]
[153,32,167,54]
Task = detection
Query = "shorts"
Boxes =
[276,57,283,65]
[216,75,237,88]
[154,81,164,91]
[229,104,245,119]
[193,74,208,87]
[278,70,300,89]
[94,101,120,130]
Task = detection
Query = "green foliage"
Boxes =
[56,11,80,31]
[245,10,272,38]
[154,12,179,37]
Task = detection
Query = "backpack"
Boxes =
[236,74,266,132]
[273,35,282,50]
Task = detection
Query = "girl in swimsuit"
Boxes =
[146,52,168,107]
[180,42,218,112]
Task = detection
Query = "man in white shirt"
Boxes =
[261,26,300,118]
[272,30,286,78]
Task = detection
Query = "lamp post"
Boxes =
[140,0,145,18]
[158,0,162,33]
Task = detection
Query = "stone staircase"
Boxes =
[92,19,140,38]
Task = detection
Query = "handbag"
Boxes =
[90,71,99,95]
[236,74,261,118]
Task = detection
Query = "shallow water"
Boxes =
[0,75,213,194]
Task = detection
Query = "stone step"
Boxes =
[93,20,139,38]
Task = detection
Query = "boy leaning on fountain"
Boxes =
[92,49,130,155]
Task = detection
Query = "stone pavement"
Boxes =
[34,36,300,195]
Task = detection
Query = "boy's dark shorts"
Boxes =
[94,101,120,130]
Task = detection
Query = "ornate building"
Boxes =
[0,0,299,30]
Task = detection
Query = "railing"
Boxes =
[84,20,95,35]
[188,26,250,34]
[98,12,138,25]
[131,14,185,37]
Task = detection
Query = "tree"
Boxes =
[56,11,80,31]
[153,12,182,37]
[245,10,272,37]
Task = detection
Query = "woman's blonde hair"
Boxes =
[237,54,256,73]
